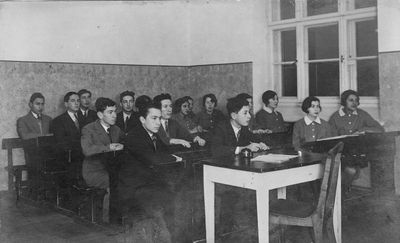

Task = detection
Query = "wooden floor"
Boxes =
[1,188,400,243]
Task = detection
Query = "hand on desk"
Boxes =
[110,143,124,151]
[245,142,269,152]
[172,154,183,162]
[170,138,191,148]
[193,136,206,146]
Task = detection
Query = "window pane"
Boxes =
[309,62,339,96]
[357,59,379,96]
[308,24,339,60]
[356,20,377,57]
[355,0,376,9]
[281,0,295,20]
[282,64,297,96]
[307,0,338,16]
[282,30,296,62]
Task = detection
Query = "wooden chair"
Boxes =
[269,142,344,243]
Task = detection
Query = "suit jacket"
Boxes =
[81,120,124,187]
[157,118,193,145]
[119,125,176,196]
[51,111,82,153]
[77,109,98,129]
[115,111,140,134]
[17,112,52,140]
[211,120,258,157]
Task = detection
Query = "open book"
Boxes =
[316,134,359,141]
[251,154,299,163]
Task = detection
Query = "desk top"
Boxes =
[202,149,326,173]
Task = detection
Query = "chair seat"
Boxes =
[270,199,316,218]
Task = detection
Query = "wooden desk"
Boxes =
[203,151,342,243]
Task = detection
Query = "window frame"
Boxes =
[268,0,378,106]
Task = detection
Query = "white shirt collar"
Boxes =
[338,106,358,117]
[67,111,78,121]
[263,105,277,114]
[161,118,168,129]
[80,108,87,115]
[304,116,321,125]
[31,111,39,119]
[123,112,131,120]
[99,120,110,133]
[230,120,241,139]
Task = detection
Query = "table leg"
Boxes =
[204,172,215,243]
[277,187,286,199]
[256,189,269,243]
[333,164,342,243]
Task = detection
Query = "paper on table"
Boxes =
[250,154,299,163]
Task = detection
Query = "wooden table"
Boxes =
[202,151,342,243]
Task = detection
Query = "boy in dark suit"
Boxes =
[119,103,184,242]
[115,90,140,135]
[51,92,84,185]
[17,92,52,140]
[77,89,98,128]
[212,96,268,157]
[81,97,124,223]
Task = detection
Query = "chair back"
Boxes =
[315,142,343,224]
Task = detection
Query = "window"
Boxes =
[270,0,378,102]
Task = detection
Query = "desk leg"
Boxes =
[204,173,215,243]
[333,164,342,243]
[256,189,269,243]
[277,187,286,199]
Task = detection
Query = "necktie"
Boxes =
[37,114,43,135]
[165,120,169,136]
[151,135,157,152]
[236,129,241,142]
[124,116,129,131]
[107,128,112,142]
[73,113,79,130]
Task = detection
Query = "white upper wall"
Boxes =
[0,1,190,65]
[378,0,400,53]
[0,0,254,66]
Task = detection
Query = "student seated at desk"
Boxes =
[118,103,185,242]
[116,90,140,135]
[81,97,124,223]
[329,89,384,192]
[255,90,286,133]
[17,92,52,140]
[153,93,205,148]
[184,95,196,118]
[77,89,98,129]
[172,96,201,134]
[211,96,269,157]
[292,96,334,151]
[196,93,226,132]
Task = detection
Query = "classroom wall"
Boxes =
[0,61,251,190]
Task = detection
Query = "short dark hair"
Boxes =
[29,92,45,103]
[183,96,193,102]
[301,96,321,113]
[78,89,91,98]
[119,90,135,102]
[173,97,189,114]
[153,93,172,109]
[226,97,249,118]
[138,102,160,119]
[236,93,252,101]
[95,97,116,113]
[135,95,152,110]
[340,89,359,107]
[202,93,217,107]
[262,90,277,105]
[64,91,79,102]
